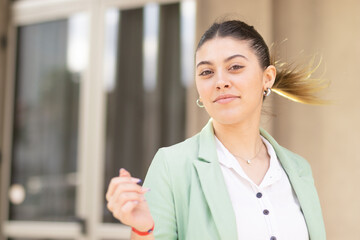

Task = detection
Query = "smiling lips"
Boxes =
[213,94,240,104]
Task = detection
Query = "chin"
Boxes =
[215,118,244,126]
[207,103,261,126]
[211,112,246,126]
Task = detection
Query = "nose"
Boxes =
[215,74,231,90]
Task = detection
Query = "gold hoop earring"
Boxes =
[196,98,204,108]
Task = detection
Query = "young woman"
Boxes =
[106,20,326,240]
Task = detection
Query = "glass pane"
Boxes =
[103,2,188,223]
[10,14,88,221]
[9,239,73,240]
[103,7,146,223]
[101,239,129,240]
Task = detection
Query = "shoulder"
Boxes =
[152,133,201,168]
[279,145,313,176]
[260,128,313,177]
[143,133,202,202]
[144,131,206,194]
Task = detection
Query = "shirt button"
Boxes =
[270,236,277,240]
[256,192,262,198]
[263,209,270,215]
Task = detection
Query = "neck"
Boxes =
[212,119,263,159]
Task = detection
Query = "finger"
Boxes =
[107,200,114,212]
[111,186,145,202]
[120,168,131,178]
[108,192,142,213]
[110,183,143,202]
[107,183,149,203]
[112,191,145,210]
[106,178,124,201]
[114,182,148,196]
[106,177,141,201]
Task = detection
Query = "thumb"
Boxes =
[119,168,132,178]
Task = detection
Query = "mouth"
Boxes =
[213,94,240,103]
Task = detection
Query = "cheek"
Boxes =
[196,80,213,98]
[243,71,264,91]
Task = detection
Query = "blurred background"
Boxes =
[0,0,359,239]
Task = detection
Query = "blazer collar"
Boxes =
[197,118,301,174]
[194,119,238,239]
[259,128,300,176]
[195,119,322,240]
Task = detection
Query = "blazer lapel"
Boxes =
[260,128,325,240]
[193,120,238,240]
[191,123,324,240]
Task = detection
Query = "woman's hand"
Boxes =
[106,168,154,232]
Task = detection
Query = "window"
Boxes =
[10,17,84,222]
[0,0,196,239]
[103,3,189,222]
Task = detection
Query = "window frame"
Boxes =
[0,0,195,239]
[1,0,97,239]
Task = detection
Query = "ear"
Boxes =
[262,65,276,90]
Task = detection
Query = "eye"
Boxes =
[199,70,213,76]
[229,64,244,71]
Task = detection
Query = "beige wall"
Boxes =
[193,0,360,239]
[273,0,360,239]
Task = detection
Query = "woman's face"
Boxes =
[195,37,275,125]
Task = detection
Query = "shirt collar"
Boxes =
[214,136,236,169]
[260,136,283,188]
[215,135,283,188]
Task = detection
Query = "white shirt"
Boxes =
[215,136,309,240]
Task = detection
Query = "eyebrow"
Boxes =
[196,54,248,68]
[225,54,248,62]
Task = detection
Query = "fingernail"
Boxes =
[142,187,151,192]
[132,200,139,205]
[131,178,142,183]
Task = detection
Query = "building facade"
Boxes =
[1,0,360,239]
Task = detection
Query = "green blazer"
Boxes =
[143,120,326,240]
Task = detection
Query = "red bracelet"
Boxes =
[131,224,154,236]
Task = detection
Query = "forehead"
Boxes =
[196,37,253,62]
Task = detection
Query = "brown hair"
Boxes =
[196,20,328,105]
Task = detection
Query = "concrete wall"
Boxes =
[273,0,360,239]
[193,0,360,239]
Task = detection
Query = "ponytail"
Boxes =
[271,57,329,105]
